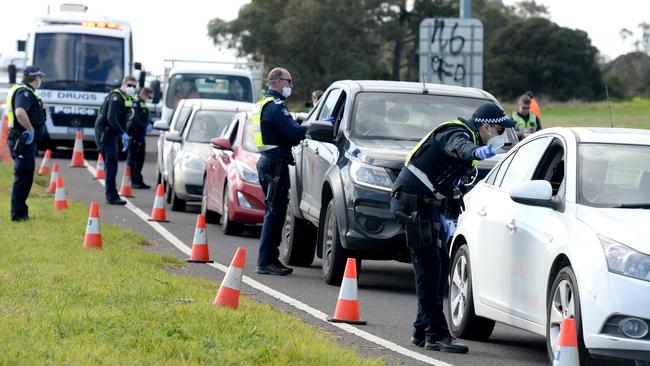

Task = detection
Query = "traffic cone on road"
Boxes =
[186,214,213,263]
[54,175,68,210]
[148,183,168,222]
[69,131,85,167]
[94,153,105,180]
[327,258,366,325]
[48,162,60,194]
[552,317,579,366]
[38,149,52,175]
[214,247,246,309]
[119,165,133,197]
[0,114,11,162]
[83,201,102,249]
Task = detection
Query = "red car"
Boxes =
[202,112,265,235]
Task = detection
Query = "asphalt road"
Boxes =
[47,135,552,366]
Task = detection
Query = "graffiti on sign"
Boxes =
[419,18,483,88]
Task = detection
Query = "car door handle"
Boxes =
[314,147,319,155]
[477,208,487,216]
[506,219,517,233]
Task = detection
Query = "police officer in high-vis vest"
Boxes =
[6,66,46,221]
[390,103,515,354]
[253,67,308,276]
[94,75,136,205]
[512,93,542,140]
[127,87,154,189]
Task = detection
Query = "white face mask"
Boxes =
[125,86,136,96]
[144,98,153,104]
[282,85,292,98]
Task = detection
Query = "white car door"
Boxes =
[478,136,554,315]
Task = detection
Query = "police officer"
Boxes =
[127,87,154,189]
[253,67,308,276]
[512,93,542,140]
[6,66,46,221]
[390,103,515,354]
[94,76,136,205]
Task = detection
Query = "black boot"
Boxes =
[425,336,469,354]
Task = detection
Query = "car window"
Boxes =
[242,116,259,153]
[173,106,193,133]
[532,139,565,196]
[318,89,343,120]
[229,120,239,148]
[499,136,553,191]
[484,163,500,185]
[493,153,514,187]
[185,110,237,143]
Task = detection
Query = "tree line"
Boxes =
[208,0,638,102]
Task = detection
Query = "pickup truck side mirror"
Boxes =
[153,120,169,131]
[306,121,334,144]
[165,131,183,143]
[210,137,232,150]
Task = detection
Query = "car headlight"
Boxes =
[349,160,393,191]
[599,235,650,282]
[182,155,205,170]
[235,161,259,184]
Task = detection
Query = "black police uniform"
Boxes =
[256,90,308,274]
[391,119,480,352]
[127,97,150,187]
[94,89,132,202]
[7,82,45,221]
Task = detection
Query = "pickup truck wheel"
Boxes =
[322,199,348,286]
[281,201,316,266]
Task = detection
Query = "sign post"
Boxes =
[419,18,483,88]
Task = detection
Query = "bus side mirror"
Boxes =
[17,40,26,52]
[134,62,142,70]
[8,64,17,84]
[150,80,162,104]
[138,71,146,88]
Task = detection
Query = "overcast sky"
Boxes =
[1,0,647,75]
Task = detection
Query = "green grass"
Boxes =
[0,163,384,365]
[503,97,650,130]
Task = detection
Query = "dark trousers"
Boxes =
[256,156,290,267]
[101,135,120,201]
[128,134,146,185]
[9,140,36,220]
[411,241,451,342]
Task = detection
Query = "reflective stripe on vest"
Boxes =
[6,84,41,128]
[512,111,536,129]
[252,96,279,152]
[405,121,478,165]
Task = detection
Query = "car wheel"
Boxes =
[221,185,243,236]
[170,188,186,212]
[201,177,221,224]
[447,244,495,340]
[164,179,172,204]
[321,199,349,286]
[547,266,595,365]
[281,199,316,266]
[156,171,162,185]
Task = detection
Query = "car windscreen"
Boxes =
[578,143,650,207]
[34,33,124,92]
[186,110,238,143]
[241,115,259,153]
[351,92,511,143]
[165,73,253,109]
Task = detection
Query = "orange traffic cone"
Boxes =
[83,201,102,249]
[552,317,579,366]
[38,149,52,175]
[327,258,366,325]
[54,175,68,210]
[94,153,105,180]
[187,214,213,263]
[119,165,133,197]
[214,247,247,309]
[48,162,60,194]
[69,131,85,167]
[148,183,168,222]
[0,113,11,162]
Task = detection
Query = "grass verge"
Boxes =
[0,162,384,365]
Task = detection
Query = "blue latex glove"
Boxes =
[323,116,335,123]
[145,123,153,134]
[474,144,495,160]
[22,130,34,145]
[121,133,130,152]
[439,212,450,245]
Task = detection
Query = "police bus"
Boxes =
[10,4,143,151]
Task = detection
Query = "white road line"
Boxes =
[85,163,453,366]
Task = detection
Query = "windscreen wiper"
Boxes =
[85,83,118,92]
[612,203,650,209]
[42,79,88,90]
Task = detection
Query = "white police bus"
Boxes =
[14,4,143,151]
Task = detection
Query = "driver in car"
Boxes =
[390,103,515,354]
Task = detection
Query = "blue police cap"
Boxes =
[471,103,515,128]
[23,65,45,77]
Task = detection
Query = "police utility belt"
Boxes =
[392,190,444,249]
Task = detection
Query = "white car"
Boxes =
[448,127,650,364]
[153,99,255,211]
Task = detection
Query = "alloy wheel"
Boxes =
[549,279,576,356]
[450,254,469,326]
